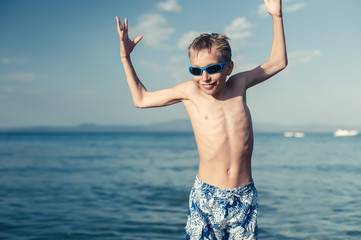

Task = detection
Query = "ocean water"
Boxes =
[0,132,360,240]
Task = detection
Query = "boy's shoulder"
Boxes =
[174,80,201,100]
[175,80,198,92]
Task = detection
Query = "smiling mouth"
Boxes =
[202,82,216,90]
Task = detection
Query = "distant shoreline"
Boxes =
[0,120,360,134]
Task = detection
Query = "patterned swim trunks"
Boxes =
[185,176,258,240]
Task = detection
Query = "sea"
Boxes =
[0,131,360,240]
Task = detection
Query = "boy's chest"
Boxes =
[185,95,248,124]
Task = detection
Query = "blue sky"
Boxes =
[1,0,361,128]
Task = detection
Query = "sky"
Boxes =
[1,0,361,128]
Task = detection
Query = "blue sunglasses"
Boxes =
[189,61,230,76]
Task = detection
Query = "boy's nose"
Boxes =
[201,70,210,82]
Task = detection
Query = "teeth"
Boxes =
[202,83,215,89]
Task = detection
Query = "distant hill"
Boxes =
[0,120,193,133]
[0,120,360,134]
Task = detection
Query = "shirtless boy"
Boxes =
[116,0,287,239]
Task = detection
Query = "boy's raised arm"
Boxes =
[242,0,288,89]
[116,17,185,108]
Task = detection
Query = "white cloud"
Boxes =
[225,17,253,33]
[289,50,321,64]
[178,18,253,51]
[0,87,15,94]
[170,55,185,63]
[158,0,181,12]
[232,55,258,73]
[284,3,306,13]
[257,4,268,17]
[139,59,188,84]
[2,58,10,64]
[224,17,253,41]
[1,72,36,82]
[178,31,203,49]
[133,13,174,48]
[2,57,27,65]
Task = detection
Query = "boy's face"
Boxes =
[190,47,233,98]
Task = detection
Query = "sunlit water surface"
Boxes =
[0,132,360,239]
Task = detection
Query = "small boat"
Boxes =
[284,132,294,137]
[294,132,305,138]
[333,129,359,137]
[283,132,305,138]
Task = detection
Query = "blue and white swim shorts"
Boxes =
[185,176,258,240]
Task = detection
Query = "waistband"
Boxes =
[194,176,255,197]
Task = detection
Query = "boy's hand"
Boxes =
[116,17,143,59]
[264,0,282,17]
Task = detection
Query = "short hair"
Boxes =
[188,33,232,62]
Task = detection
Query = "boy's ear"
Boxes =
[226,61,234,76]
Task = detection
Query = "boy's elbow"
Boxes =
[133,96,153,109]
[281,61,288,71]
[133,100,146,109]
[277,58,288,72]
[135,104,147,109]
[134,103,142,108]
[268,56,287,74]
[283,57,288,69]
[133,92,148,108]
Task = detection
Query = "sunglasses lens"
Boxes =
[190,67,202,76]
[189,62,228,76]
[206,64,222,74]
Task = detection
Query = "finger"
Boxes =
[124,18,128,33]
[134,35,143,45]
[116,16,123,33]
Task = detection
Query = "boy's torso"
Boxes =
[183,80,253,189]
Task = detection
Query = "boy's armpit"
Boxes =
[244,65,269,89]
[226,72,249,92]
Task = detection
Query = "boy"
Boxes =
[116,0,287,239]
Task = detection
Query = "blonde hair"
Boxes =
[188,33,232,62]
